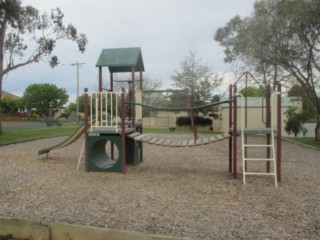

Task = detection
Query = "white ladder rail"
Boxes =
[236,92,280,187]
[77,140,85,171]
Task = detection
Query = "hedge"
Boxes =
[176,116,212,127]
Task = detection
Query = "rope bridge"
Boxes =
[127,131,230,147]
[126,100,232,146]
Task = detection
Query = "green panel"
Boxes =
[125,137,142,165]
[96,47,144,72]
[87,135,123,173]
[87,133,143,172]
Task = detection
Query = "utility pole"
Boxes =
[71,61,85,125]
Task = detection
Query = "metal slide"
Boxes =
[37,123,85,156]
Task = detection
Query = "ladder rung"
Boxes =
[244,158,275,161]
[243,144,274,147]
[244,172,276,176]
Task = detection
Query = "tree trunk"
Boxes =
[0,19,6,136]
[0,77,3,135]
[315,115,320,143]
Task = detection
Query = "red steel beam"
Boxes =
[277,84,282,182]
[99,67,102,92]
[266,84,271,173]
[121,88,126,174]
[232,85,237,179]
[84,88,89,172]
[131,67,136,128]
[229,84,233,173]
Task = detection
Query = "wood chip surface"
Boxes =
[0,134,319,239]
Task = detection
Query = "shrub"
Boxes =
[285,107,303,137]
[176,116,212,127]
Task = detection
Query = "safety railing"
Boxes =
[88,91,122,132]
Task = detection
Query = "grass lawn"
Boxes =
[1,122,319,150]
[285,137,320,150]
[0,123,79,146]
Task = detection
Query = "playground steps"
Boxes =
[236,92,279,188]
[241,133,277,188]
[127,132,230,147]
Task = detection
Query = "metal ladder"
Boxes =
[236,92,279,187]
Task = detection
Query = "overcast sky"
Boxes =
[4,0,256,102]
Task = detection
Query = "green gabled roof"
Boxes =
[96,47,145,72]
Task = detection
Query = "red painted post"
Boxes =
[277,84,282,182]
[266,84,271,172]
[131,67,136,128]
[232,85,237,179]
[228,84,233,173]
[131,67,136,165]
[139,70,143,91]
[110,71,114,92]
[99,67,103,92]
[121,88,126,174]
[110,71,114,159]
[98,67,103,126]
[84,88,89,172]
[244,72,248,172]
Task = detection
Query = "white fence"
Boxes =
[296,123,316,137]
[143,117,176,128]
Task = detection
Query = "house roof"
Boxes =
[1,90,20,100]
[220,96,301,108]
[96,47,145,72]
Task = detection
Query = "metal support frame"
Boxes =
[228,72,282,184]
[236,92,279,187]
[228,84,233,173]
[277,84,282,182]
[121,88,126,174]
[232,85,237,179]
[84,88,89,172]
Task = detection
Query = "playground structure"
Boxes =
[79,47,234,174]
[82,47,145,174]
[38,48,282,186]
